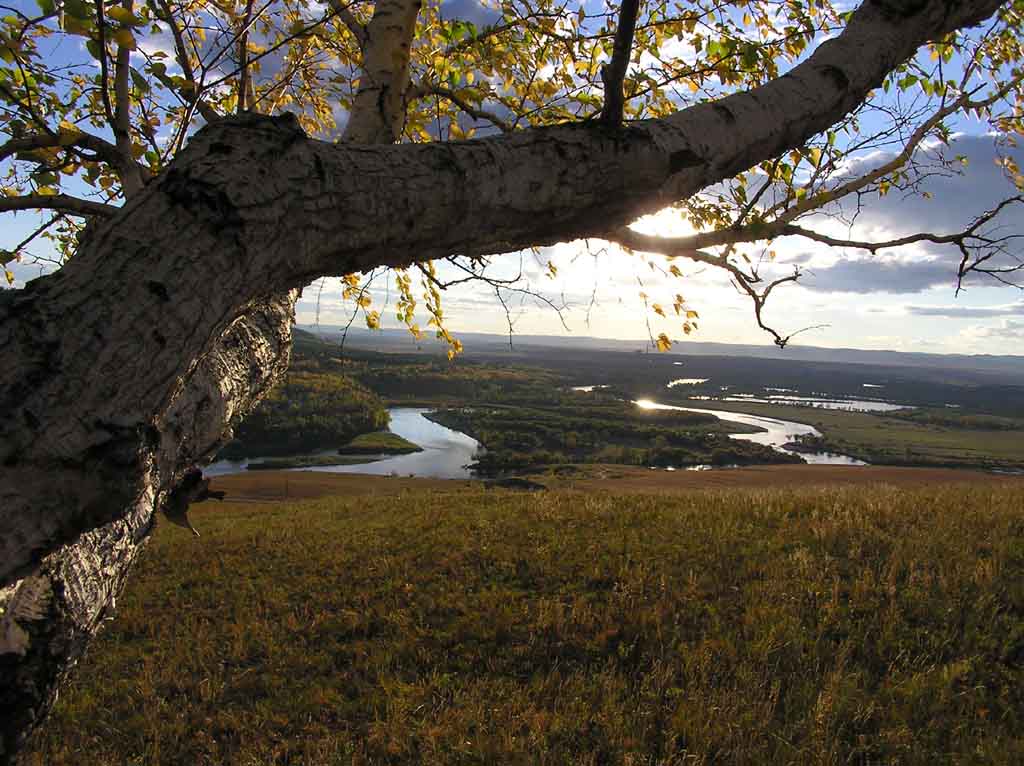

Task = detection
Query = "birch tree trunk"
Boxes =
[0,0,1006,759]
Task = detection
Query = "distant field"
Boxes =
[209,464,1021,502]
[23,479,1024,765]
[676,399,1024,470]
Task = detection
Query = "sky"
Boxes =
[3,0,1023,355]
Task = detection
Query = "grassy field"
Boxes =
[675,399,1024,470]
[22,480,1024,765]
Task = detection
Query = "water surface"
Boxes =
[635,398,866,465]
[206,408,481,479]
[717,395,907,412]
[667,378,709,387]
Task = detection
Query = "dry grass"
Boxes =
[21,482,1024,765]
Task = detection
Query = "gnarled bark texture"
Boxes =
[0,0,1006,760]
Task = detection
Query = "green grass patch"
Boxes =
[340,431,422,455]
[23,483,1024,765]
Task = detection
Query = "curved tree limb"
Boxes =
[410,83,514,133]
[0,194,119,217]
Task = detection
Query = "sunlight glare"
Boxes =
[629,208,699,238]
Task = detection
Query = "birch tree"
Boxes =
[1,0,1022,759]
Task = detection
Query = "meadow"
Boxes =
[22,479,1024,765]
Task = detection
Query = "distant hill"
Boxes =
[296,325,1024,381]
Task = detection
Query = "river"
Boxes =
[206,395,865,479]
[635,398,866,465]
[205,408,482,479]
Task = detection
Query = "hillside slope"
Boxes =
[24,481,1024,765]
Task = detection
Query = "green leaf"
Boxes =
[130,66,149,93]
[85,38,102,61]
[113,28,136,50]
[62,0,90,21]
[107,6,147,26]
[35,0,56,16]
[897,74,918,91]
[62,13,94,35]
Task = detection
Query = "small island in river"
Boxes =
[245,431,422,470]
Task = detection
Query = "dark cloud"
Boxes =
[441,0,501,26]
[907,301,1024,318]
[796,256,962,294]
[839,135,1024,236]
[785,135,1023,295]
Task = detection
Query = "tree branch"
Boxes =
[326,0,368,49]
[151,0,221,124]
[768,74,1021,225]
[0,130,129,170]
[237,0,256,114]
[413,83,513,133]
[609,225,818,347]
[112,0,143,196]
[342,0,423,144]
[600,0,640,126]
[780,195,1024,251]
[0,194,119,217]
[93,0,116,130]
